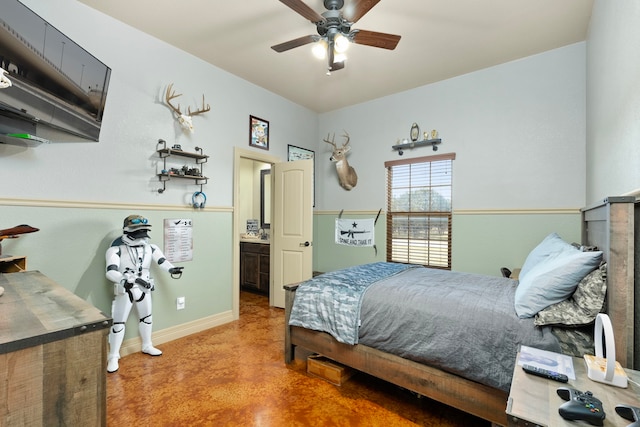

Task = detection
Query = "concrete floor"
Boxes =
[106,291,490,426]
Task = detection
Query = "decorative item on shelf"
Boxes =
[410,123,419,141]
[323,131,358,191]
[249,115,269,150]
[392,129,442,156]
[164,83,210,133]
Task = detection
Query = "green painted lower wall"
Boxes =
[452,211,582,276]
[312,210,582,277]
[0,203,232,342]
[1,202,581,346]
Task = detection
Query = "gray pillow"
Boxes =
[534,262,607,327]
[519,233,578,281]
[515,248,603,318]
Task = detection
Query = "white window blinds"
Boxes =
[385,153,455,269]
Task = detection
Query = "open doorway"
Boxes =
[233,148,281,319]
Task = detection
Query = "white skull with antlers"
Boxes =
[0,67,12,90]
[165,83,210,133]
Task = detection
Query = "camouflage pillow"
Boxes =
[534,262,607,327]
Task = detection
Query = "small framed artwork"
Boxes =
[249,115,269,150]
[287,144,314,161]
[287,145,315,206]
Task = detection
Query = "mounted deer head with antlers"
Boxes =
[324,131,358,191]
[165,83,210,133]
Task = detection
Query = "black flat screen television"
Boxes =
[0,0,111,144]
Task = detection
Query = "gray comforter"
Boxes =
[291,263,561,391]
[358,267,561,391]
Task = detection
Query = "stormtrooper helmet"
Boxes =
[122,215,152,246]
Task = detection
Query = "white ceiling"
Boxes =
[76,0,594,113]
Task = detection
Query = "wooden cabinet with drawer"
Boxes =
[0,271,112,426]
[240,242,270,295]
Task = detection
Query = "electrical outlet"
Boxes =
[176,296,185,310]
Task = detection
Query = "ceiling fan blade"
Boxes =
[271,35,317,53]
[352,30,401,50]
[279,0,325,23]
[346,0,381,23]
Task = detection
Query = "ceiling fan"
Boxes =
[271,0,401,73]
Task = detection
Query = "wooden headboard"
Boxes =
[582,196,637,368]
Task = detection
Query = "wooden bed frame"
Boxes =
[284,197,637,426]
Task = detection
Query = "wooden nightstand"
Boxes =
[507,352,640,426]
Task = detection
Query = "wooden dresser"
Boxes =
[0,271,112,426]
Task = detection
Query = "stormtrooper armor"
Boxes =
[105,215,183,373]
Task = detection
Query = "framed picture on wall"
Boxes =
[287,144,314,161]
[287,144,315,206]
[249,115,269,150]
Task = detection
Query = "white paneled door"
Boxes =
[271,159,313,308]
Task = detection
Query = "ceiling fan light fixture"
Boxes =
[334,33,349,53]
[275,0,401,73]
[312,40,327,59]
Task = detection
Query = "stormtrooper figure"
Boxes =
[105,215,183,373]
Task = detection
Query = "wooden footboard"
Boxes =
[284,283,509,426]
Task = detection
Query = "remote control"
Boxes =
[522,364,569,382]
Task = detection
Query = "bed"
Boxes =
[283,197,637,426]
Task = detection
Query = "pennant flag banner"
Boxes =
[335,218,375,247]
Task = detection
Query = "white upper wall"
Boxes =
[317,43,587,211]
[586,0,640,203]
[0,0,318,207]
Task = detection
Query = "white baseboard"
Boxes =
[118,310,234,357]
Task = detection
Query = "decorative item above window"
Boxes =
[392,128,442,156]
[410,123,419,141]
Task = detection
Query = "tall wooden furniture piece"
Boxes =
[0,271,112,426]
[240,241,270,295]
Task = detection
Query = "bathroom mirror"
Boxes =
[260,169,271,229]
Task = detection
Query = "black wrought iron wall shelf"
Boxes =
[156,139,209,193]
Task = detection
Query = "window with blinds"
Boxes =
[385,153,455,269]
